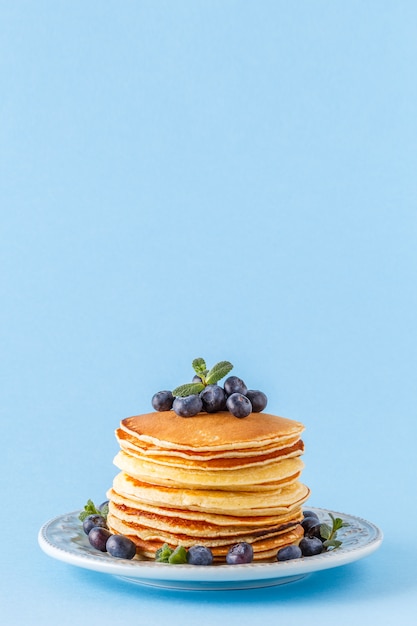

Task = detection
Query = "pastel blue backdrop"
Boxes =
[1,1,416,624]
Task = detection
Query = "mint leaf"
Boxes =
[168,545,187,564]
[320,513,349,551]
[155,543,173,563]
[170,358,233,400]
[78,499,102,522]
[323,539,342,550]
[155,543,187,564]
[205,361,233,385]
[329,514,346,532]
[333,517,344,531]
[192,358,207,375]
[172,382,205,397]
[320,523,332,541]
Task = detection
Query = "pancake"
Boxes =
[106,513,305,561]
[113,450,305,489]
[110,471,309,515]
[116,426,302,459]
[107,488,302,527]
[108,504,301,539]
[120,411,304,451]
[108,410,309,561]
[116,429,304,468]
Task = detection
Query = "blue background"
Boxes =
[1,1,416,624]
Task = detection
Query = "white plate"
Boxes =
[38,507,383,591]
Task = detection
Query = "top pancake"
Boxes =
[120,411,304,452]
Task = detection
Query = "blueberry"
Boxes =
[88,527,112,552]
[226,393,252,418]
[106,534,136,559]
[245,390,267,412]
[303,510,319,521]
[277,544,302,561]
[186,545,214,566]
[172,395,203,417]
[152,390,174,411]
[82,514,107,535]
[224,376,248,396]
[200,385,227,413]
[299,537,324,556]
[226,542,254,564]
[98,500,109,515]
[192,375,202,383]
[301,516,321,538]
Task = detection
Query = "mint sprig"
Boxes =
[192,358,208,377]
[78,499,108,522]
[206,361,234,385]
[320,513,349,550]
[172,382,205,397]
[155,543,187,564]
[172,358,233,397]
[168,546,188,564]
[155,543,173,563]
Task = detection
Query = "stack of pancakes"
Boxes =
[107,410,310,561]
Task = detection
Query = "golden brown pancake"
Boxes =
[116,426,302,459]
[107,488,302,527]
[107,497,303,537]
[113,450,305,489]
[119,411,304,451]
[106,513,305,561]
[116,429,304,468]
[108,410,309,561]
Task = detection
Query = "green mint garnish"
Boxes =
[172,358,233,397]
[172,382,205,397]
[320,513,349,550]
[192,358,208,377]
[168,545,188,564]
[155,543,187,564]
[155,543,173,563]
[78,499,105,522]
[205,361,233,385]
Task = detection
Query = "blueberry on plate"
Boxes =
[299,536,324,556]
[226,542,254,564]
[186,545,214,566]
[301,516,322,538]
[277,544,302,561]
[98,500,109,512]
[106,534,136,559]
[88,527,112,552]
[303,510,320,521]
[82,514,107,535]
